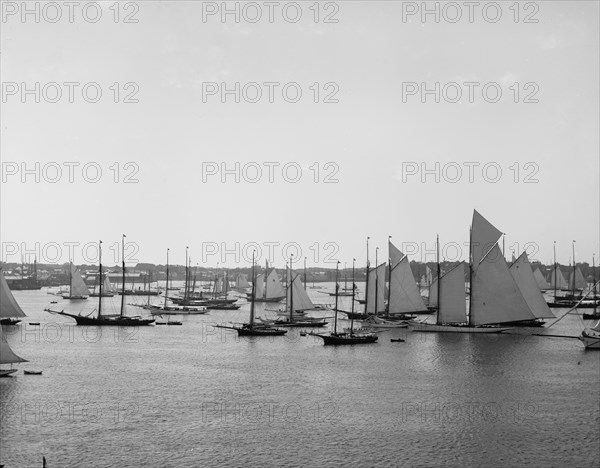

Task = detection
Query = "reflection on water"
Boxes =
[1,286,599,467]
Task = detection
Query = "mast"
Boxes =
[98,240,103,317]
[120,234,126,316]
[364,237,370,314]
[386,236,392,317]
[468,226,473,327]
[553,241,557,302]
[289,255,294,322]
[593,254,597,314]
[350,258,356,334]
[374,247,379,317]
[344,262,348,291]
[333,261,339,335]
[304,257,307,290]
[184,246,189,301]
[69,259,73,294]
[572,240,576,298]
[164,248,170,309]
[435,235,441,325]
[249,252,256,327]
[264,259,268,300]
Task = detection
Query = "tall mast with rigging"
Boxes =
[120,235,126,316]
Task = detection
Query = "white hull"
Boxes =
[579,329,600,349]
[411,322,511,334]
[0,369,18,377]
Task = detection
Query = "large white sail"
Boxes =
[509,253,555,319]
[471,210,503,270]
[429,277,438,307]
[388,241,427,313]
[568,267,587,290]
[549,267,568,290]
[0,271,27,319]
[437,262,466,324]
[287,272,314,311]
[366,263,386,314]
[533,268,549,290]
[236,273,250,289]
[103,275,115,293]
[0,326,27,364]
[265,269,285,299]
[254,273,265,298]
[471,244,536,325]
[69,263,90,297]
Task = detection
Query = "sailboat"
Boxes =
[233,273,250,292]
[90,274,115,297]
[1,268,27,325]
[386,240,430,317]
[325,265,354,296]
[62,262,90,299]
[508,252,555,326]
[221,254,287,336]
[314,260,378,345]
[533,268,549,292]
[583,256,600,319]
[51,238,155,326]
[149,248,208,314]
[361,246,408,328]
[412,211,533,333]
[249,261,286,303]
[0,326,27,376]
[262,258,327,328]
[579,319,600,349]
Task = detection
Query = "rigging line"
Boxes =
[545,280,600,328]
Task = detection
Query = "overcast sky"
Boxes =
[1,1,598,268]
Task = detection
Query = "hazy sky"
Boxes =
[1,1,598,268]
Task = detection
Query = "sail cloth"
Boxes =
[509,253,555,319]
[69,263,90,296]
[549,267,568,290]
[388,241,427,313]
[286,272,314,312]
[103,276,114,293]
[568,267,587,291]
[429,278,438,307]
[437,262,466,324]
[0,326,27,364]
[265,269,285,299]
[0,271,27,318]
[236,274,250,289]
[254,274,265,298]
[471,210,502,271]
[533,268,549,290]
[470,244,536,325]
[365,263,387,314]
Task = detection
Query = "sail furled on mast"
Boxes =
[437,262,466,324]
[533,268,549,290]
[0,271,27,319]
[69,263,90,296]
[509,253,555,319]
[471,210,503,270]
[0,326,27,364]
[366,263,386,314]
[471,244,536,325]
[388,241,427,313]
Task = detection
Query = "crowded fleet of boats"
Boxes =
[2,210,600,376]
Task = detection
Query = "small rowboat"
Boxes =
[390,338,405,343]
[24,370,42,375]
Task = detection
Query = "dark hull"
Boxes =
[548,301,599,309]
[0,318,22,325]
[62,295,88,300]
[338,309,371,320]
[583,313,600,320]
[207,304,241,310]
[317,333,378,345]
[236,326,287,336]
[55,311,154,326]
[273,320,327,328]
[89,293,115,297]
[493,319,545,327]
